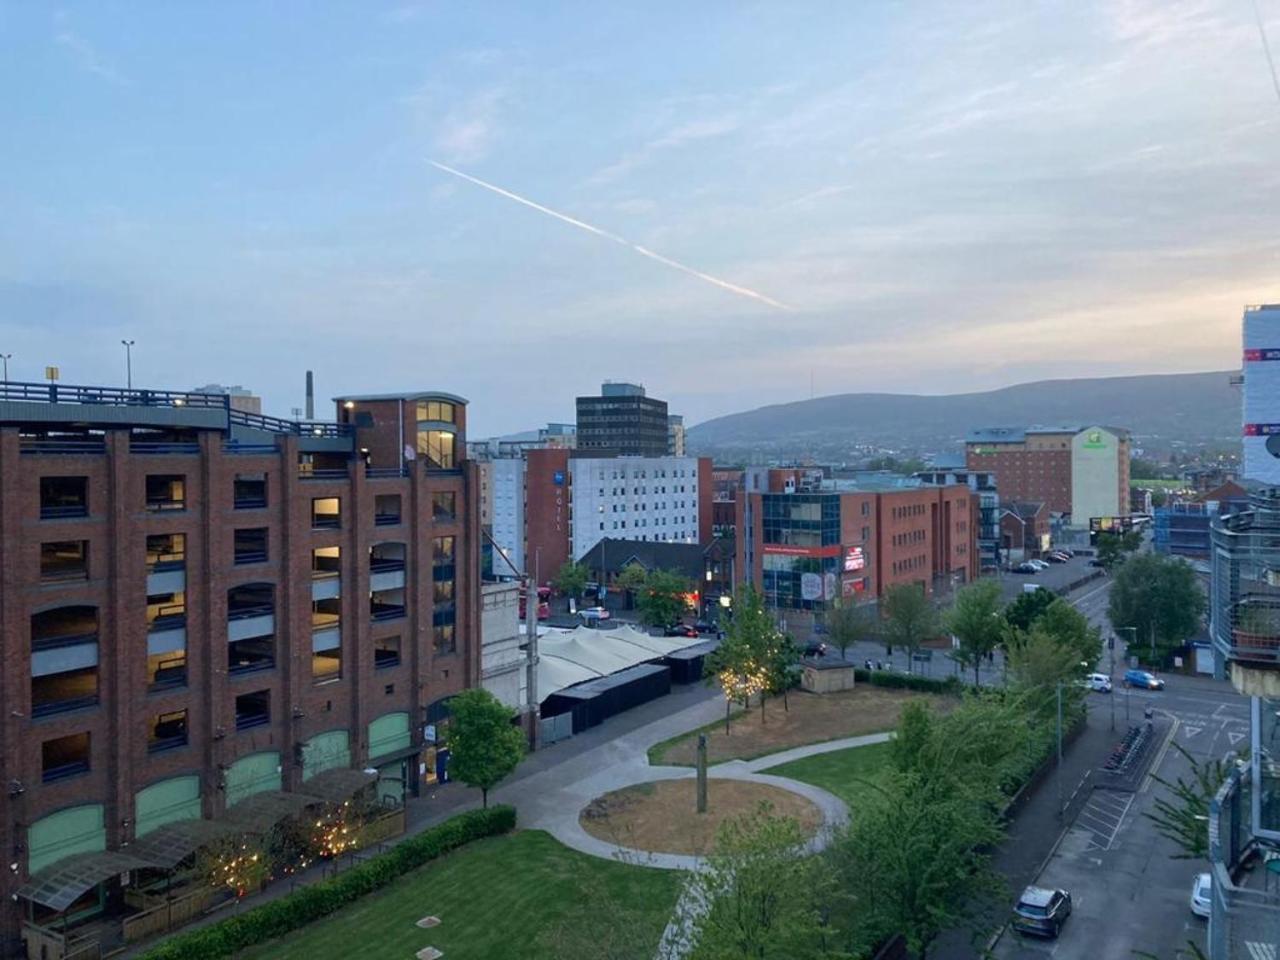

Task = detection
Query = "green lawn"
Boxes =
[242,830,682,960]
[761,741,891,808]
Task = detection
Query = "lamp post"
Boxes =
[0,354,10,383]
[121,340,135,389]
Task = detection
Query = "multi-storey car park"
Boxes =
[0,380,479,958]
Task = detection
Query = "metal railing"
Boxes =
[369,558,406,573]
[42,760,90,783]
[234,711,270,730]
[374,650,401,669]
[375,513,401,526]
[147,733,189,753]
[230,409,351,438]
[234,494,268,509]
[148,610,187,631]
[40,503,89,519]
[31,631,98,652]
[227,603,274,621]
[145,498,186,513]
[32,694,99,718]
[130,441,200,455]
[228,658,274,677]
[21,439,106,455]
[312,516,341,529]
[299,468,349,480]
[234,550,269,565]
[224,441,278,455]
[366,466,409,478]
[370,606,406,622]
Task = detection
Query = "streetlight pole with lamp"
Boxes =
[1117,626,1138,723]
[0,354,10,383]
[121,340,135,390]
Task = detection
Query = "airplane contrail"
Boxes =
[428,160,793,311]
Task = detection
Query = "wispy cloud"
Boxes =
[589,114,740,184]
[428,87,507,163]
[54,16,125,85]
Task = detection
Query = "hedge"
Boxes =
[137,805,517,960]
[853,668,961,695]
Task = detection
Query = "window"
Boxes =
[145,475,186,512]
[374,635,401,669]
[147,590,186,630]
[234,528,269,565]
[234,473,267,509]
[148,710,188,753]
[31,606,99,716]
[41,541,88,582]
[370,588,406,621]
[234,690,270,730]
[375,494,401,526]
[312,545,340,577]
[42,732,90,782]
[147,533,185,570]
[418,429,456,469]
[416,399,457,423]
[312,605,341,684]
[433,578,455,604]
[312,497,340,529]
[40,476,88,519]
[229,636,274,674]
[432,491,457,520]
[433,623,456,655]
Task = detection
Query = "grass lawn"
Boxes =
[761,740,892,809]
[241,830,682,960]
[650,686,949,767]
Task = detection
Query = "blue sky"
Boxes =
[2,1,1279,434]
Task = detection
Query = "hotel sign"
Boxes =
[761,544,841,558]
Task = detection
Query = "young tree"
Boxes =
[1036,598,1103,670]
[552,560,588,601]
[881,583,939,672]
[826,599,874,663]
[705,586,775,725]
[635,568,694,627]
[1108,553,1207,663]
[765,632,802,712]
[615,562,649,609]
[1095,530,1142,571]
[945,579,1005,687]
[1005,625,1086,723]
[446,688,525,808]
[1146,743,1240,859]
[689,804,833,960]
[1004,586,1056,632]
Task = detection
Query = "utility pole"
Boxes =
[0,353,10,383]
[121,339,135,389]
[1109,635,1116,731]
[1056,681,1064,817]
[524,550,541,751]
[696,735,708,813]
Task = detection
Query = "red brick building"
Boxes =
[0,382,480,952]
[965,427,1075,514]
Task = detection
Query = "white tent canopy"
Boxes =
[536,625,697,702]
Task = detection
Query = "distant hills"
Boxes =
[687,371,1240,460]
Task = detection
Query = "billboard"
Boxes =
[844,546,865,571]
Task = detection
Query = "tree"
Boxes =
[826,600,874,662]
[1004,587,1056,632]
[552,560,588,601]
[615,562,649,605]
[689,804,833,960]
[881,583,939,671]
[1005,625,1086,723]
[765,632,803,712]
[1146,742,1240,859]
[1095,530,1141,571]
[1129,457,1168,480]
[445,688,525,808]
[705,586,772,731]
[1108,553,1207,663]
[945,579,1005,687]
[1036,598,1103,670]
[635,568,694,628]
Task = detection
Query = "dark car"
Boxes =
[1012,886,1073,938]
[665,624,699,638]
[693,619,714,634]
[1088,558,1106,567]
[1013,562,1039,574]
[803,641,827,658]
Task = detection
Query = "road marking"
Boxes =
[1183,726,1203,739]
[1076,792,1134,850]
[1229,731,1247,745]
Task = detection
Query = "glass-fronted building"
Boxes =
[760,494,844,612]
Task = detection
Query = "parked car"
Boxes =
[803,640,827,658]
[579,606,611,623]
[1045,552,1068,563]
[1056,548,1075,558]
[1088,558,1106,568]
[1086,673,1113,693]
[1123,668,1165,690]
[1027,559,1050,570]
[1014,562,1040,574]
[693,619,714,634]
[1012,886,1073,938]
[665,623,699,638]
[1190,872,1211,918]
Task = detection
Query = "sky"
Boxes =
[2,1,1280,436]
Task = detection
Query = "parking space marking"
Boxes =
[1076,791,1134,851]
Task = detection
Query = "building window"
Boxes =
[374,635,401,669]
[234,528,269,565]
[312,545,340,578]
[416,400,457,424]
[145,475,186,512]
[312,604,341,684]
[375,494,401,526]
[433,623,456,655]
[42,732,90,782]
[234,473,267,509]
[312,497,341,529]
[41,540,89,582]
[31,606,99,717]
[146,533,185,570]
[234,690,271,731]
[40,476,88,519]
[148,710,188,753]
[418,429,457,469]
[432,491,457,520]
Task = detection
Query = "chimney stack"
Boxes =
[305,370,314,419]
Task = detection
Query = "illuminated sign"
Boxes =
[553,471,565,485]
[844,546,866,571]
[1081,430,1108,449]
[762,544,841,558]
[1245,348,1280,361]
[1245,423,1280,436]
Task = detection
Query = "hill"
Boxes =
[687,371,1239,459]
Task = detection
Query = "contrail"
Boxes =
[1253,0,1280,112]
[428,160,793,311]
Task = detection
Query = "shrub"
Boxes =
[136,805,516,960]
[853,668,961,695]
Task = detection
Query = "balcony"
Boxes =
[1209,767,1280,957]
[228,606,275,641]
[371,602,406,623]
[1224,598,1280,666]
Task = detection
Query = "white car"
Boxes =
[1027,559,1050,570]
[1190,872,1211,918]
[579,606,610,622]
[1086,673,1112,693]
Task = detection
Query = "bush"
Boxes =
[137,805,517,960]
[853,668,961,695]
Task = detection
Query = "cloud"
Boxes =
[589,114,741,184]
[428,87,506,163]
[54,19,125,85]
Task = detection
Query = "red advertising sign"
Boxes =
[844,546,865,571]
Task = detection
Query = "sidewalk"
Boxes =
[931,702,1125,960]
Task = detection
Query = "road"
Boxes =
[990,579,1248,960]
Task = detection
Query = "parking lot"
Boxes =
[1073,789,1133,852]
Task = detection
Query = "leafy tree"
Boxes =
[705,586,773,731]
[552,560,588,600]
[945,579,1005,687]
[881,583,939,671]
[1095,530,1141,571]
[866,455,928,474]
[1146,742,1240,859]
[446,688,525,808]
[614,562,649,604]
[689,804,833,960]
[825,600,874,662]
[635,568,694,627]
[1006,625,1086,723]
[1004,587,1056,632]
[1129,457,1168,480]
[1108,553,1207,663]
[765,632,803,712]
[1036,599,1103,670]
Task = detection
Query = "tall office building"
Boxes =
[1243,304,1280,483]
[575,382,668,457]
[667,414,686,456]
[1,379,480,951]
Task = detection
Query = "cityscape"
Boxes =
[3,4,1280,960]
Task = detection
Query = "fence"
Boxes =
[540,713,573,745]
[355,808,406,848]
[122,886,220,944]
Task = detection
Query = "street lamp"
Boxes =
[0,354,10,383]
[121,340,135,389]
